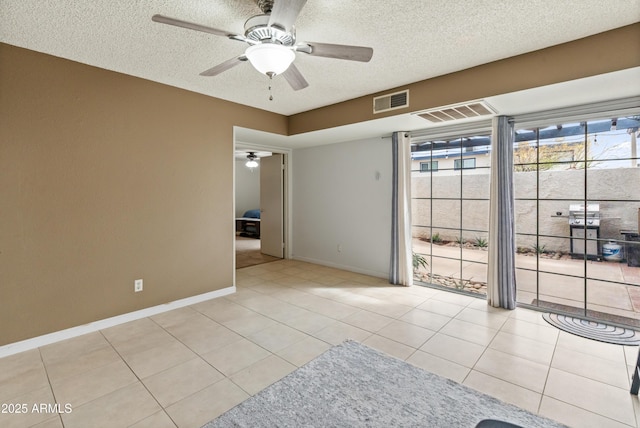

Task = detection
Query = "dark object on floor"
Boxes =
[476,419,523,427]
[532,299,640,329]
[631,346,640,395]
[542,312,640,346]
[622,232,640,267]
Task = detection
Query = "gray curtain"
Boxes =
[390,132,413,286]
[487,116,517,309]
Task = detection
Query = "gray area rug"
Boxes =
[543,312,640,346]
[202,341,566,428]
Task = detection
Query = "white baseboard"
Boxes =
[292,256,388,280]
[0,285,236,359]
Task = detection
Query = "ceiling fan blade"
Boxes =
[199,56,247,77]
[281,63,309,91]
[298,42,373,62]
[152,14,246,42]
[268,0,307,31]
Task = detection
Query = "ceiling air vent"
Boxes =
[373,90,409,114]
[416,100,496,123]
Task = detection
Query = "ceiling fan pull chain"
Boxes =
[268,74,274,101]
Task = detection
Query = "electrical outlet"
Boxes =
[134,279,143,292]
[337,244,342,253]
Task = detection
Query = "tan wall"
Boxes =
[0,44,287,345]
[289,23,640,135]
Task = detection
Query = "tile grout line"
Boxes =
[107,309,291,425]
[238,276,447,374]
[144,311,273,407]
[97,328,180,428]
[622,345,640,428]
[181,300,337,400]
[459,311,549,415]
[37,347,66,428]
[243,273,430,350]
[533,325,636,425]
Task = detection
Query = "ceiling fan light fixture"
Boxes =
[245,43,295,76]
[245,152,259,169]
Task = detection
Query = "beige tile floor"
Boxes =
[1,259,639,428]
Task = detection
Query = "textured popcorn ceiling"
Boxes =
[1,0,639,116]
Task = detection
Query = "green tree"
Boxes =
[514,138,596,171]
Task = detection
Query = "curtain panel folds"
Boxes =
[487,116,517,309]
[390,132,413,286]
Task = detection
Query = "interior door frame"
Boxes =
[232,134,293,265]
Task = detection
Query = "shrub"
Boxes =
[413,252,429,272]
[475,237,488,248]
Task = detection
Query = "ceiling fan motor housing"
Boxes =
[244,14,295,45]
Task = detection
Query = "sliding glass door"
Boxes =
[410,110,640,328]
[514,115,640,326]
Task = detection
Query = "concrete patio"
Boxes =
[413,239,640,326]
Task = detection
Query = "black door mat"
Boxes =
[543,312,640,346]
[532,299,640,329]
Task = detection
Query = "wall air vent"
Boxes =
[415,100,496,123]
[373,90,409,114]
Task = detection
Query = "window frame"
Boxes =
[454,157,476,170]
[420,161,439,173]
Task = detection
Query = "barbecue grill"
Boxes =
[569,204,600,259]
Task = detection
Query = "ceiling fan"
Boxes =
[152,0,373,91]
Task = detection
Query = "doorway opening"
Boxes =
[235,147,288,269]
